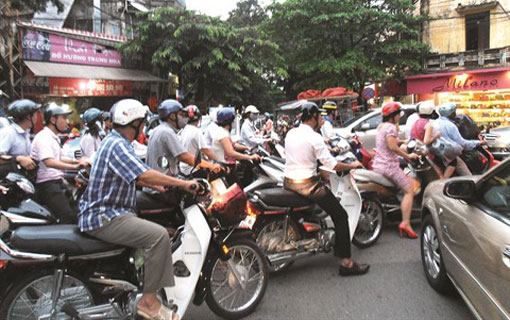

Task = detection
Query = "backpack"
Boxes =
[454,114,480,140]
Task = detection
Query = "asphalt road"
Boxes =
[187,223,474,320]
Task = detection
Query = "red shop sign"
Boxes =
[49,78,133,96]
[407,71,510,94]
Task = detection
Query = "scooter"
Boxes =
[0,174,268,319]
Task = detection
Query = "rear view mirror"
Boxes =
[444,180,476,200]
[157,156,169,170]
[360,123,370,131]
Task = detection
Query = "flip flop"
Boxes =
[137,304,178,320]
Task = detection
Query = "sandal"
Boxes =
[137,304,179,320]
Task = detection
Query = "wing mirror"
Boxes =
[357,123,370,131]
[444,180,476,200]
[157,156,169,170]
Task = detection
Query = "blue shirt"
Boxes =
[434,117,480,150]
[78,130,149,232]
[240,119,264,148]
[0,123,31,156]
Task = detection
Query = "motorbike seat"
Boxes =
[254,188,312,208]
[352,169,396,188]
[9,225,122,256]
[136,190,174,213]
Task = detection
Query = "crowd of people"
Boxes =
[0,96,484,320]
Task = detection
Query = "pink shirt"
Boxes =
[31,127,65,183]
[372,122,400,171]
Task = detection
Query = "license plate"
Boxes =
[239,215,256,230]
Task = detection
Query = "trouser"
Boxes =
[87,214,174,293]
[36,179,75,224]
[284,177,351,259]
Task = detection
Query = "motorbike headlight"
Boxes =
[16,179,35,195]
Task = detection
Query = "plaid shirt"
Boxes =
[78,130,149,232]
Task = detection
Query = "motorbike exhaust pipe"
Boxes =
[267,250,316,265]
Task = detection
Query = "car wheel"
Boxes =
[420,214,453,294]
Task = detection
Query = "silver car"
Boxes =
[420,157,510,320]
[482,126,510,160]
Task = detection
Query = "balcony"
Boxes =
[424,46,510,72]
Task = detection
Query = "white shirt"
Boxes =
[404,112,420,140]
[240,119,264,148]
[31,127,64,183]
[80,133,101,158]
[211,125,232,164]
[284,124,337,180]
[204,121,219,148]
[320,120,335,140]
[179,124,208,174]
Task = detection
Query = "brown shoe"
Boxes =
[338,262,370,276]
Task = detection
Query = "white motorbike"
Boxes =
[0,175,268,319]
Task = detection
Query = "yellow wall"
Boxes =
[422,0,510,54]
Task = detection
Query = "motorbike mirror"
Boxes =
[157,156,169,170]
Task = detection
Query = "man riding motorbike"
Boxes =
[78,99,198,320]
[0,99,41,174]
[284,102,369,276]
[31,103,89,223]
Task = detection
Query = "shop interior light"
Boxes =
[87,80,97,90]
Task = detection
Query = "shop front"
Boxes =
[407,68,510,130]
[19,23,166,129]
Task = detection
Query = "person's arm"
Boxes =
[241,122,265,146]
[202,148,217,161]
[44,158,88,170]
[313,135,361,171]
[447,123,483,150]
[234,142,250,152]
[177,152,221,172]
[221,138,259,161]
[138,169,195,193]
[423,123,440,145]
[387,135,419,161]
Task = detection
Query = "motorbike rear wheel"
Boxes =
[0,269,95,320]
[352,199,384,248]
[204,238,268,319]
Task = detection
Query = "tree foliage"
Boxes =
[120,6,286,109]
[265,0,429,101]
[8,0,63,13]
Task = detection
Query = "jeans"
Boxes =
[284,177,351,259]
[36,179,75,224]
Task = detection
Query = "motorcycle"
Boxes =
[0,168,268,319]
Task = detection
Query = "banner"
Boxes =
[22,29,122,67]
[49,78,132,96]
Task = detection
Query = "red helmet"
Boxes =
[382,101,402,117]
[185,105,201,122]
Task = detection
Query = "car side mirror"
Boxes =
[360,123,370,131]
[444,180,476,200]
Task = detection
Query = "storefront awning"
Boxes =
[24,61,166,82]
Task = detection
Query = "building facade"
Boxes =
[408,0,510,129]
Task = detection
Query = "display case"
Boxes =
[439,90,510,129]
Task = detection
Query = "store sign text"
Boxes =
[22,29,122,67]
[49,78,132,96]
[432,76,499,92]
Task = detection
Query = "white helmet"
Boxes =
[110,99,147,126]
[245,105,259,114]
[417,100,435,116]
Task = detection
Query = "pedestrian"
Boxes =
[284,102,369,275]
[372,101,420,239]
[31,103,89,223]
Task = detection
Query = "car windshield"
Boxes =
[342,112,367,127]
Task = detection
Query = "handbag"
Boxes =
[429,137,462,163]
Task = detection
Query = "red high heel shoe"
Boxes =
[398,223,418,239]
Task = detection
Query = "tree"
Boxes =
[265,0,429,103]
[228,0,268,28]
[120,7,287,109]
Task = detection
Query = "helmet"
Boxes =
[110,99,147,126]
[437,103,457,117]
[101,111,111,121]
[382,101,402,118]
[185,105,201,122]
[216,108,236,126]
[158,99,185,121]
[245,105,259,114]
[8,99,41,122]
[323,101,337,109]
[417,101,435,116]
[43,103,73,124]
[301,102,324,121]
[82,108,102,126]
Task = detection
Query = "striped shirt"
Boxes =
[78,130,149,232]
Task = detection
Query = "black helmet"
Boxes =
[7,99,41,122]
[301,102,324,121]
[101,111,111,121]
[43,103,73,125]
[157,99,185,121]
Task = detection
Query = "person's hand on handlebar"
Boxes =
[479,140,488,146]
[211,163,222,174]
[406,153,420,161]
[16,156,37,170]
[349,160,364,169]
[182,180,200,195]
[250,154,261,162]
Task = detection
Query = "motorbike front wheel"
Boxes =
[352,199,384,248]
[0,269,95,320]
[204,238,268,319]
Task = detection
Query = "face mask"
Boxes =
[249,113,258,121]
[178,115,189,129]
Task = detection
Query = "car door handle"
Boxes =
[504,247,510,259]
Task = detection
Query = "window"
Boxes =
[481,163,510,216]
[360,114,381,130]
[465,12,490,51]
